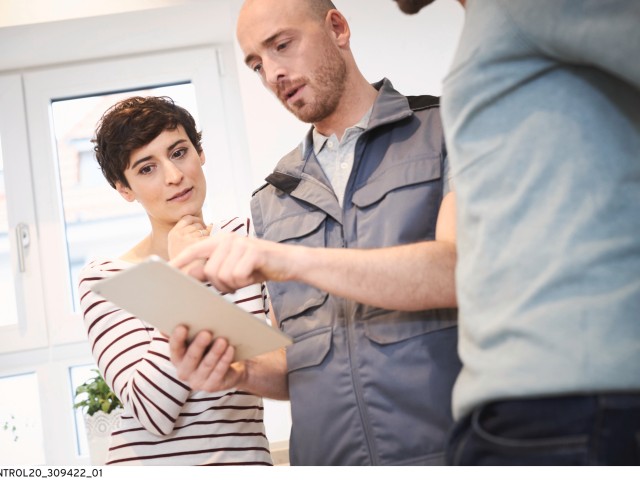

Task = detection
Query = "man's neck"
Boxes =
[314,75,378,141]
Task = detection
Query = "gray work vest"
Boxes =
[251,79,461,466]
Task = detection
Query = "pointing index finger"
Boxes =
[170,236,217,269]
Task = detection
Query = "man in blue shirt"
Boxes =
[394,0,640,466]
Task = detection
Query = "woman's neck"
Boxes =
[120,214,206,263]
[120,233,166,263]
[147,229,171,260]
[120,220,173,263]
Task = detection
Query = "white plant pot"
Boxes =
[84,409,123,465]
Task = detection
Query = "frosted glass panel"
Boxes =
[0,372,46,465]
[0,145,18,327]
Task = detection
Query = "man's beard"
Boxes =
[278,44,347,124]
[394,0,435,15]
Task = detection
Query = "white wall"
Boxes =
[0,0,196,27]
[0,0,236,71]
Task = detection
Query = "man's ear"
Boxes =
[115,182,135,202]
[326,10,350,48]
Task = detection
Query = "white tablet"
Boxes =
[90,256,292,362]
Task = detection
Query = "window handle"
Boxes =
[15,223,30,273]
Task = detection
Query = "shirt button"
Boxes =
[340,162,348,169]
[327,141,334,149]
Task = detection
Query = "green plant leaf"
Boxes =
[72,369,123,416]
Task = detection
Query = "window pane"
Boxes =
[0,142,18,327]
[50,84,199,311]
[69,364,98,457]
[0,372,46,465]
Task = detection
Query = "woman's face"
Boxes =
[116,125,207,228]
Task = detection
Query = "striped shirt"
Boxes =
[77,217,273,466]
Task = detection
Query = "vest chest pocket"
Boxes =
[286,327,332,373]
[262,209,330,331]
[263,209,327,246]
[351,155,443,247]
[351,154,441,208]
[360,307,457,345]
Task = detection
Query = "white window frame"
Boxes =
[0,74,48,352]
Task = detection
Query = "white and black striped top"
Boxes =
[77,217,273,466]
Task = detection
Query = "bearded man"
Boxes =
[169,0,461,465]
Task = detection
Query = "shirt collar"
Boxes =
[312,106,373,156]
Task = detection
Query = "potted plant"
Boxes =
[73,369,123,465]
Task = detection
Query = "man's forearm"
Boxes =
[238,348,289,400]
[288,241,457,311]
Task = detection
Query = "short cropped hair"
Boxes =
[93,96,202,189]
[305,0,337,21]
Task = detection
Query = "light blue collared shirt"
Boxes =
[312,107,373,207]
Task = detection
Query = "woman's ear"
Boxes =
[200,150,206,166]
[115,182,136,202]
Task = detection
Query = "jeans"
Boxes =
[446,393,640,465]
